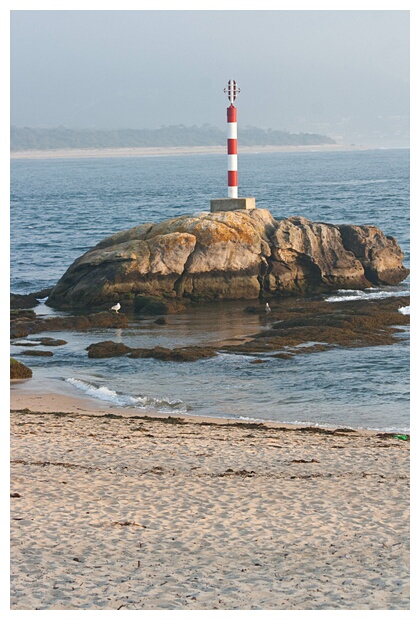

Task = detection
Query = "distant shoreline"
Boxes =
[10,144,407,161]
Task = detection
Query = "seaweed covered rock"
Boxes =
[20,350,54,357]
[128,346,217,362]
[86,341,131,358]
[10,358,32,379]
[46,209,409,310]
[10,310,128,339]
[86,341,217,361]
[226,295,410,357]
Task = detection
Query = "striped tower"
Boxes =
[210,80,255,213]
[225,80,239,198]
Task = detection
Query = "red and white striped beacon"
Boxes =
[210,80,255,213]
[224,79,240,198]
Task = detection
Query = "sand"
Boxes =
[10,144,373,161]
[9,390,410,611]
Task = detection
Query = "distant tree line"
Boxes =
[10,124,336,151]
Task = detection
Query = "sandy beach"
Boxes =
[10,388,410,610]
[10,144,375,161]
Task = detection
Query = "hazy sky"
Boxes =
[10,9,410,146]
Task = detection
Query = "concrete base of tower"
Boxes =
[210,197,256,213]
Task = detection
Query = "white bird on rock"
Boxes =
[265,302,271,313]
[111,302,121,314]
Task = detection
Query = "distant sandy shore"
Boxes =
[10,387,410,610]
[10,144,379,161]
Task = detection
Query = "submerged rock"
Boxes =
[10,288,52,310]
[36,337,67,346]
[20,350,54,357]
[224,295,410,357]
[10,310,128,339]
[129,346,217,362]
[86,341,217,361]
[46,209,409,310]
[85,296,409,362]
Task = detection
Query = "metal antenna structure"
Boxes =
[224,79,240,105]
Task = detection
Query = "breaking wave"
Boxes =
[326,287,409,303]
[66,377,189,413]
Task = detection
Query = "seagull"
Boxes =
[265,302,271,313]
[111,302,121,314]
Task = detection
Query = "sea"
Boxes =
[10,148,410,432]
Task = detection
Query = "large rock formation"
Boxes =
[47,209,409,310]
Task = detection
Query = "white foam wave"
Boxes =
[66,377,188,412]
[314,179,388,187]
[398,306,410,315]
[326,288,409,303]
[237,415,264,422]
[284,420,410,433]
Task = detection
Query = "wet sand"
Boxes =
[10,389,410,610]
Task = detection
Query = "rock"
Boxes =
[269,216,370,293]
[10,311,128,339]
[224,295,410,356]
[48,229,197,307]
[10,358,32,379]
[244,306,259,313]
[10,324,30,339]
[46,209,409,309]
[134,295,186,315]
[86,341,217,362]
[129,346,217,362]
[10,293,40,310]
[20,350,54,357]
[338,224,410,285]
[86,341,132,358]
[13,337,68,347]
[36,338,67,346]
[10,288,52,310]
[11,309,37,320]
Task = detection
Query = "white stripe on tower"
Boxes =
[227,99,238,198]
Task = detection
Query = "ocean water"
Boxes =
[10,149,410,431]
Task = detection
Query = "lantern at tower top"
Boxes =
[224,79,240,105]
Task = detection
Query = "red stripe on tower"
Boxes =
[227,139,237,154]
[227,105,237,123]
[228,170,238,187]
[224,80,240,198]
